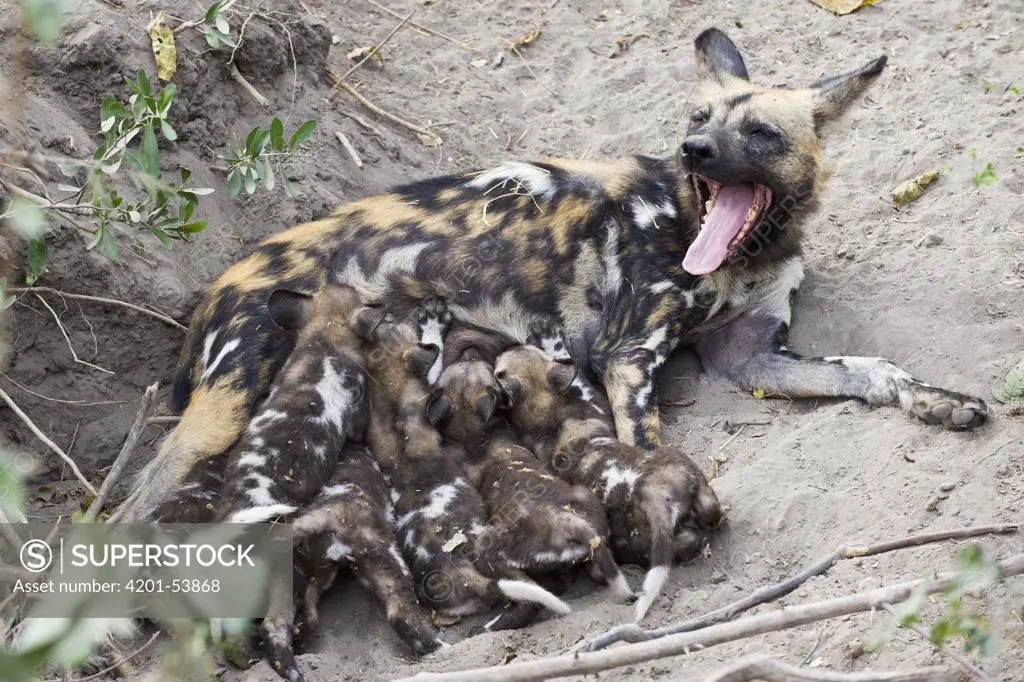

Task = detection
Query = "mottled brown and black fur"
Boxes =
[121,28,986,522]
[495,322,721,621]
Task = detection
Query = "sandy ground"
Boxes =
[1,0,1022,679]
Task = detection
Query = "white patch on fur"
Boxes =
[320,483,355,499]
[466,162,556,201]
[630,197,676,230]
[249,409,288,432]
[388,543,411,575]
[415,545,431,561]
[338,241,433,301]
[236,452,267,469]
[608,570,636,602]
[539,336,571,361]
[600,466,642,501]
[312,357,356,430]
[649,280,676,295]
[200,337,241,383]
[200,330,218,376]
[634,565,669,622]
[396,484,459,528]
[525,546,589,566]
[634,326,669,408]
[419,316,446,385]
[496,579,571,615]
[229,503,297,524]
[821,356,913,406]
[326,540,353,561]
[481,613,503,631]
[244,472,277,506]
[752,257,805,325]
[449,291,532,343]
[601,218,623,296]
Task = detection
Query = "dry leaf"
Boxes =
[418,133,442,147]
[347,46,383,64]
[441,531,467,552]
[470,58,488,68]
[892,169,940,206]
[609,33,651,58]
[510,22,542,49]
[809,657,824,668]
[807,0,879,15]
[146,12,177,81]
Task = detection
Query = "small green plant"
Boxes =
[972,162,997,187]
[201,0,237,49]
[1015,146,1024,159]
[225,117,317,198]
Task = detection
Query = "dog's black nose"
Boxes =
[682,135,716,160]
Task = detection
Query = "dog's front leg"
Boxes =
[602,345,668,448]
[694,312,988,430]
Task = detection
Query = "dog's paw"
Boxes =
[527,317,571,361]
[416,297,453,343]
[902,382,988,430]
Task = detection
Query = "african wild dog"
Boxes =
[427,350,635,633]
[119,28,988,522]
[494,320,722,621]
[258,444,441,682]
[211,284,382,524]
[361,298,570,619]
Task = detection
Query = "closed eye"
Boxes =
[690,107,710,124]
[747,124,781,140]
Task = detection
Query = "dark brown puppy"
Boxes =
[427,351,634,634]
[494,322,722,621]
[362,299,569,619]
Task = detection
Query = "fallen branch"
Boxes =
[338,109,385,137]
[7,287,186,330]
[328,10,414,97]
[230,64,270,107]
[395,553,1024,682]
[587,523,1019,651]
[700,655,954,682]
[362,0,478,52]
[146,416,181,425]
[333,131,363,168]
[83,383,159,522]
[879,602,988,681]
[34,293,114,375]
[329,77,441,144]
[0,388,98,497]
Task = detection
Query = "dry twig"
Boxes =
[34,294,114,375]
[329,75,441,144]
[699,655,954,682]
[230,64,270,107]
[587,523,1019,651]
[362,0,478,52]
[395,553,1024,682]
[0,388,98,496]
[8,287,185,330]
[146,416,181,425]
[511,46,556,96]
[334,131,363,168]
[328,10,414,97]
[338,109,385,137]
[83,383,159,522]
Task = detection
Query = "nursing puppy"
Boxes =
[494,322,723,621]
[427,350,635,633]
[362,299,569,619]
[215,284,382,525]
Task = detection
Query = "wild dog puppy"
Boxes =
[259,444,441,682]
[124,28,987,523]
[427,350,634,634]
[214,284,380,525]
[494,321,722,621]
[362,298,569,619]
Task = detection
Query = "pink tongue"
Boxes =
[683,184,756,275]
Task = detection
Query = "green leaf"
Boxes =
[161,120,177,141]
[281,172,294,197]
[0,453,27,520]
[244,127,262,157]
[215,15,230,35]
[184,186,215,196]
[204,25,221,49]
[140,124,160,177]
[137,69,152,96]
[263,164,275,191]
[55,157,85,177]
[150,226,173,247]
[994,359,1024,404]
[205,0,224,23]
[27,239,48,286]
[227,170,242,197]
[157,83,177,115]
[23,0,64,44]
[128,210,141,222]
[181,220,208,233]
[270,117,284,147]
[180,166,192,184]
[244,170,256,195]
[288,119,317,150]
[89,225,120,260]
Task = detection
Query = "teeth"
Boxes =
[704,196,716,214]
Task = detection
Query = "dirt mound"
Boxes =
[0,0,1021,680]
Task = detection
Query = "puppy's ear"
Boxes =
[546,361,578,395]
[459,347,483,362]
[424,389,452,427]
[808,55,887,129]
[409,343,440,379]
[268,289,312,331]
[694,28,749,85]
[475,390,499,424]
[351,305,388,341]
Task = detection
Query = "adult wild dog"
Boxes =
[118,28,988,521]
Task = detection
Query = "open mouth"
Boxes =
[683,175,773,275]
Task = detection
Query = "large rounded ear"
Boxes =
[424,389,452,427]
[475,389,499,424]
[352,305,388,341]
[268,289,312,331]
[694,28,749,85]
[546,361,578,395]
[809,55,887,129]
[409,343,441,379]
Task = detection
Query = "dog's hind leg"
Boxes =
[694,311,988,430]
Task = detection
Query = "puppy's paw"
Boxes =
[417,297,453,333]
[901,382,988,430]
